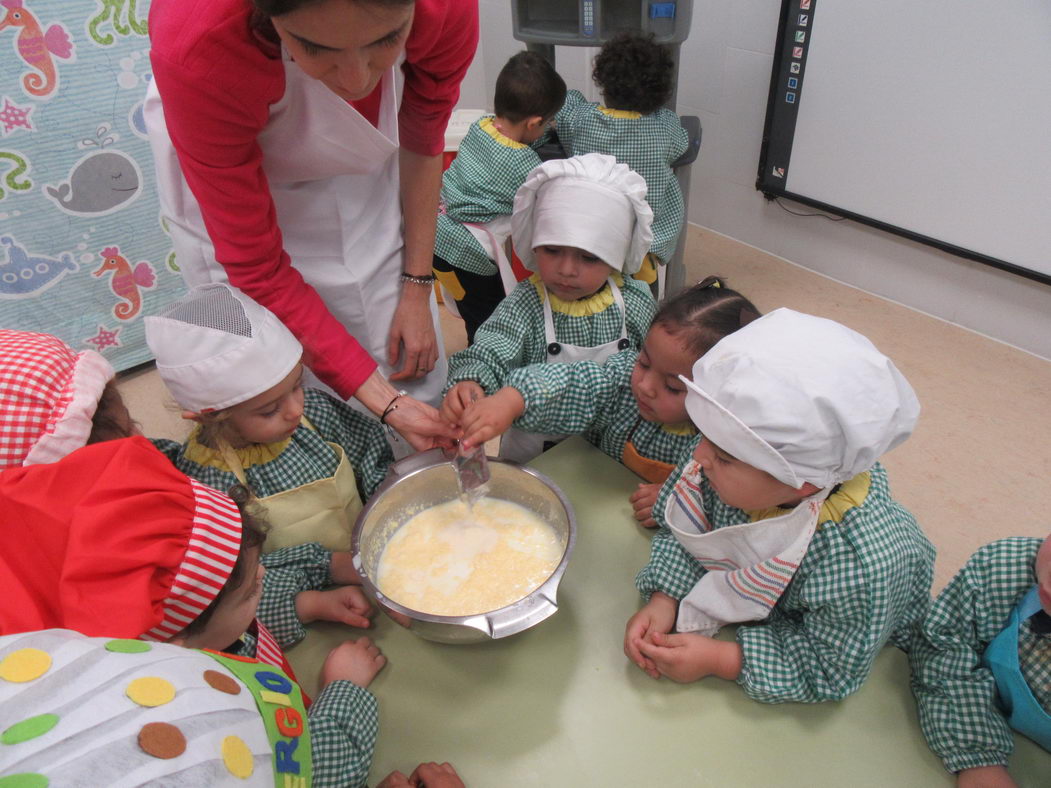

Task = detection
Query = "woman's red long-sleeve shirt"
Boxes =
[148,0,478,398]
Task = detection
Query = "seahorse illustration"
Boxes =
[87,0,147,46]
[0,150,31,200]
[0,0,75,99]
[92,246,156,320]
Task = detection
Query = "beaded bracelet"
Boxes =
[380,390,408,425]
[400,272,437,286]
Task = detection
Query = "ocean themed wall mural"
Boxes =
[0,0,182,371]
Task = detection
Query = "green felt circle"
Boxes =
[104,639,151,654]
[0,774,49,788]
[1,714,59,745]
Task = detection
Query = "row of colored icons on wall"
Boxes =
[786,0,811,104]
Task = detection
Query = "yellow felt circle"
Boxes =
[0,649,52,683]
[221,735,254,779]
[125,676,176,707]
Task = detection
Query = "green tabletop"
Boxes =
[288,438,1050,786]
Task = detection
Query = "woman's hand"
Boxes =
[388,283,439,381]
[385,394,460,450]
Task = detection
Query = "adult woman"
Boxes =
[144,0,476,448]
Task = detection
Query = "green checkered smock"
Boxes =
[506,348,696,468]
[554,90,689,264]
[445,274,656,394]
[909,537,1049,774]
[152,388,393,503]
[230,543,377,788]
[636,451,935,703]
[434,116,543,276]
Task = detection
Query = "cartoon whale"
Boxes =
[45,149,141,216]
[0,235,77,297]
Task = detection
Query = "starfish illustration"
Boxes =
[0,97,34,137]
[84,324,122,351]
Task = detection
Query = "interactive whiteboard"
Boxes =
[757,0,1051,285]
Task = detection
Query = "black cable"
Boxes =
[773,197,846,221]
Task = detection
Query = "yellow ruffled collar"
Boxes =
[599,105,642,119]
[531,272,625,317]
[660,421,698,436]
[480,116,527,149]
[746,471,872,527]
[183,425,293,470]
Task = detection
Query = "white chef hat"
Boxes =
[681,308,920,490]
[511,153,653,275]
[144,283,303,413]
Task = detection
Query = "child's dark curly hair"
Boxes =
[592,32,674,115]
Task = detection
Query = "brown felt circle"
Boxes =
[138,722,187,760]
[203,669,241,695]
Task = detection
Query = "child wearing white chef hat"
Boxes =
[145,283,393,553]
[442,152,657,463]
[625,308,935,703]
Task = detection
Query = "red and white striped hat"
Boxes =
[0,436,244,641]
[0,330,115,469]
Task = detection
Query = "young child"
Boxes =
[0,329,136,468]
[442,152,657,463]
[145,283,394,553]
[553,32,689,282]
[624,308,935,703]
[456,277,760,527]
[434,50,567,341]
[0,436,384,787]
[909,533,1051,786]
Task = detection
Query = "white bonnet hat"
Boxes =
[145,283,303,413]
[511,153,653,275]
[681,308,920,490]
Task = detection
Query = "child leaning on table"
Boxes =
[146,282,393,554]
[434,50,567,342]
[0,329,137,469]
[442,153,657,463]
[553,31,689,284]
[456,276,760,527]
[0,436,384,787]
[909,533,1051,788]
[624,308,936,703]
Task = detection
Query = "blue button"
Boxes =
[787,77,798,89]
[650,2,676,19]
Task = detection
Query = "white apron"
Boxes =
[498,278,631,463]
[663,460,823,636]
[437,216,518,320]
[143,49,446,412]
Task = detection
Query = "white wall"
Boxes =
[464,0,1051,360]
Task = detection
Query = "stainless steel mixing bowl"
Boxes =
[351,448,576,644]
